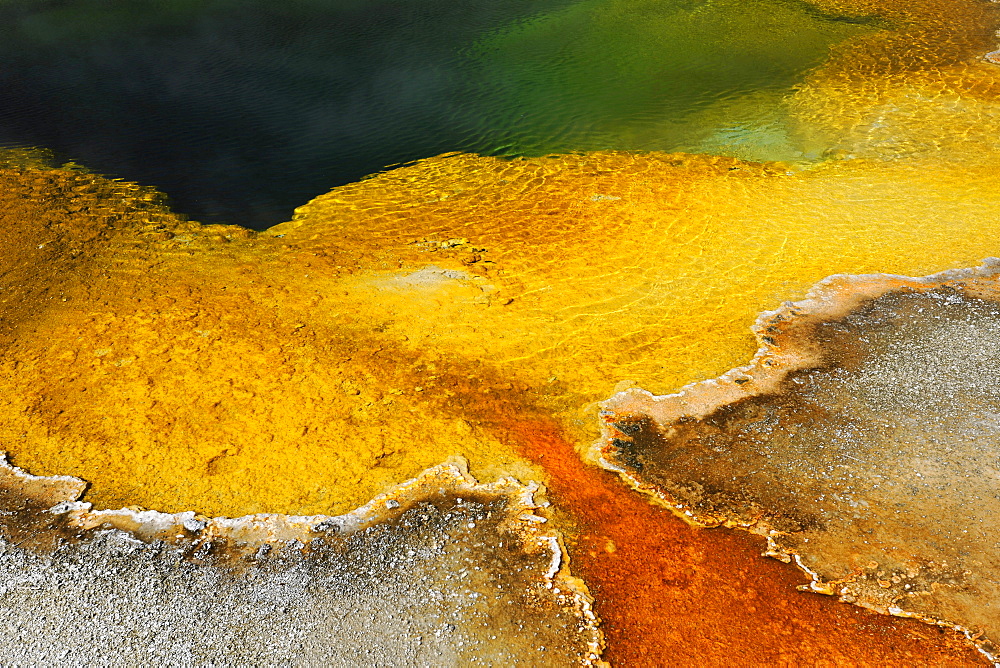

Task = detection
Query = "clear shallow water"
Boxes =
[0,0,879,228]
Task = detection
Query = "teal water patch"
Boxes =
[466,0,880,161]
[0,0,879,228]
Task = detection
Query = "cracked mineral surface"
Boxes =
[597,260,1000,662]
[0,455,603,665]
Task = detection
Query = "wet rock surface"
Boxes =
[597,260,1000,661]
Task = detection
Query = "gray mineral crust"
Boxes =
[0,459,603,666]
[596,260,1000,662]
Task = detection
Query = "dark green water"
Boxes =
[0,0,878,228]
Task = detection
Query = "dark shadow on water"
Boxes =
[0,0,880,229]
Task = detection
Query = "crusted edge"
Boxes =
[0,454,606,666]
[592,257,1000,664]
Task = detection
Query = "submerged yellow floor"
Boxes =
[0,0,995,518]
[0,147,997,518]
